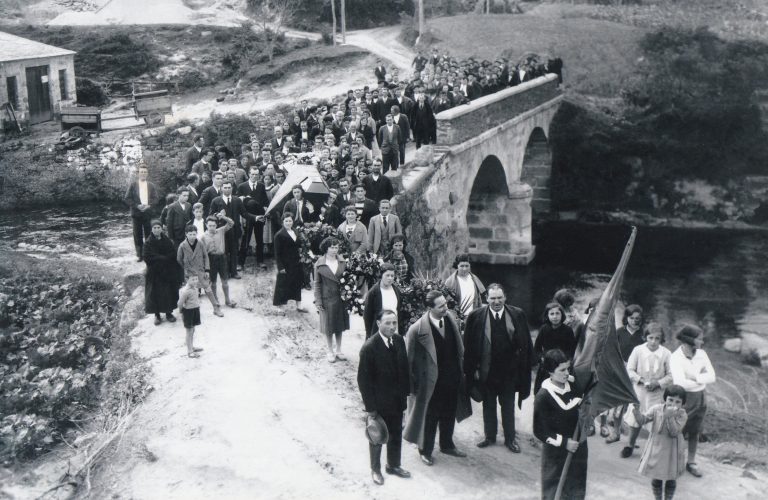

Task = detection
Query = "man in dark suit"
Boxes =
[209,180,258,280]
[510,64,532,86]
[295,120,318,145]
[184,135,205,172]
[403,291,471,466]
[357,310,411,485]
[335,178,354,211]
[362,160,394,205]
[376,90,399,130]
[124,164,159,262]
[186,173,201,206]
[282,185,316,227]
[165,187,193,247]
[463,284,533,453]
[391,105,410,164]
[199,171,225,217]
[330,111,347,145]
[374,59,387,83]
[270,126,286,154]
[410,94,436,149]
[377,114,403,174]
[432,90,454,114]
[191,148,215,181]
[237,168,269,270]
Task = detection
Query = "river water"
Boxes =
[2,207,766,425]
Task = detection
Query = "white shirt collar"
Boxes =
[379,331,393,348]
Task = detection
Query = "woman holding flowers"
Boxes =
[363,263,403,339]
[314,237,350,362]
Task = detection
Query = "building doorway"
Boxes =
[25,65,53,124]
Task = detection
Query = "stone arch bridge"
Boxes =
[397,74,563,274]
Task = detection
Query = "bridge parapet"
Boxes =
[435,74,561,145]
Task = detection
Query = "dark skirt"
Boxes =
[273,266,303,305]
[541,441,588,500]
[145,271,180,314]
[182,307,201,328]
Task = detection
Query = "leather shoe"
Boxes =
[385,466,411,478]
[686,462,703,478]
[231,274,242,280]
[476,438,496,448]
[505,440,521,454]
[371,470,384,485]
[441,448,467,458]
[419,454,434,466]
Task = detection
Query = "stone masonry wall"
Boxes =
[436,74,560,145]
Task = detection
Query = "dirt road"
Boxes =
[344,27,415,75]
[85,272,767,500]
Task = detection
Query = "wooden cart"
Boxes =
[60,106,103,137]
[133,90,172,126]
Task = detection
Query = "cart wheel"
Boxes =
[68,126,86,138]
[146,112,164,126]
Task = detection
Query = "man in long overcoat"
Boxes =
[404,290,472,466]
[463,283,533,453]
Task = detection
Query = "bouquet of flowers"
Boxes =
[397,271,465,329]
[340,251,384,315]
[295,223,351,273]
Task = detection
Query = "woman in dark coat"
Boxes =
[534,302,577,395]
[143,220,180,325]
[314,237,349,363]
[273,212,307,311]
[362,263,403,339]
[533,349,587,500]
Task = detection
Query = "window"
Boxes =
[58,69,68,100]
[6,76,19,108]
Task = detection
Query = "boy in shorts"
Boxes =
[201,211,236,308]
[177,224,224,317]
[178,274,203,358]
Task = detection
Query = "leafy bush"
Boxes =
[0,274,126,461]
[201,113,257,158]
[220,23,267,77]
[178,68,211,91]
[75,77,109,107]
[75,33,161,80]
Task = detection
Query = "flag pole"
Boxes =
[553,401,585,500]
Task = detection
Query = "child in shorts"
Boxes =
[178,274,203,358]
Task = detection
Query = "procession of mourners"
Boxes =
[127,52,715,499]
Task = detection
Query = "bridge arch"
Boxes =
[520,127,552,215]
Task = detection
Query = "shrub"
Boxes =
[320,27,334,45]
[0,273,128,461]
[75,33,161,80]
[177,68,211,91]
[75,77,109,107]
[201,113,257,158]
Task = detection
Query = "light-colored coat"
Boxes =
[338,220,369,253]
[403,312,472,447]
[367,213,402,255]
[313,255,349,334]
[444,271,486,311]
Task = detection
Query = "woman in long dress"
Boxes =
[533,349,587,500]
[362,263,402,339]
[313,237,349,363]
[143,220,180,325]
[273,212,307,312]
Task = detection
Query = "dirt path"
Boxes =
[85,271,768,500]
[344,27,415,76]
[47,0,245,26]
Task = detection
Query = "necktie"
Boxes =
[438,319,443,329]
[225,197,230,205]
[383,216,387,228]
[388,337,393,349]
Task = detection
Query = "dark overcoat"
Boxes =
[463,304,534,407]
[273,228,302,305]
[143,233,180,314]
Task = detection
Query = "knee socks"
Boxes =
[651,479,663,500]
[664,480,676,500]
[651,479,676,500]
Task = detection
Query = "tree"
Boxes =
[246,0,299,63]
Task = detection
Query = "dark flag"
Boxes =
[555,227,639,500]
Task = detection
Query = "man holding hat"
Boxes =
[357,310,411,485]
[670,324,716,478]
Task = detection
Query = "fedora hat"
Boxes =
[676,324,702,346]
[365,414,389,446]
[469,383,485,403]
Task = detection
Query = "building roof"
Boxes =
[0,31,76,63]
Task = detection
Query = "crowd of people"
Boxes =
[125,53,717,498]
